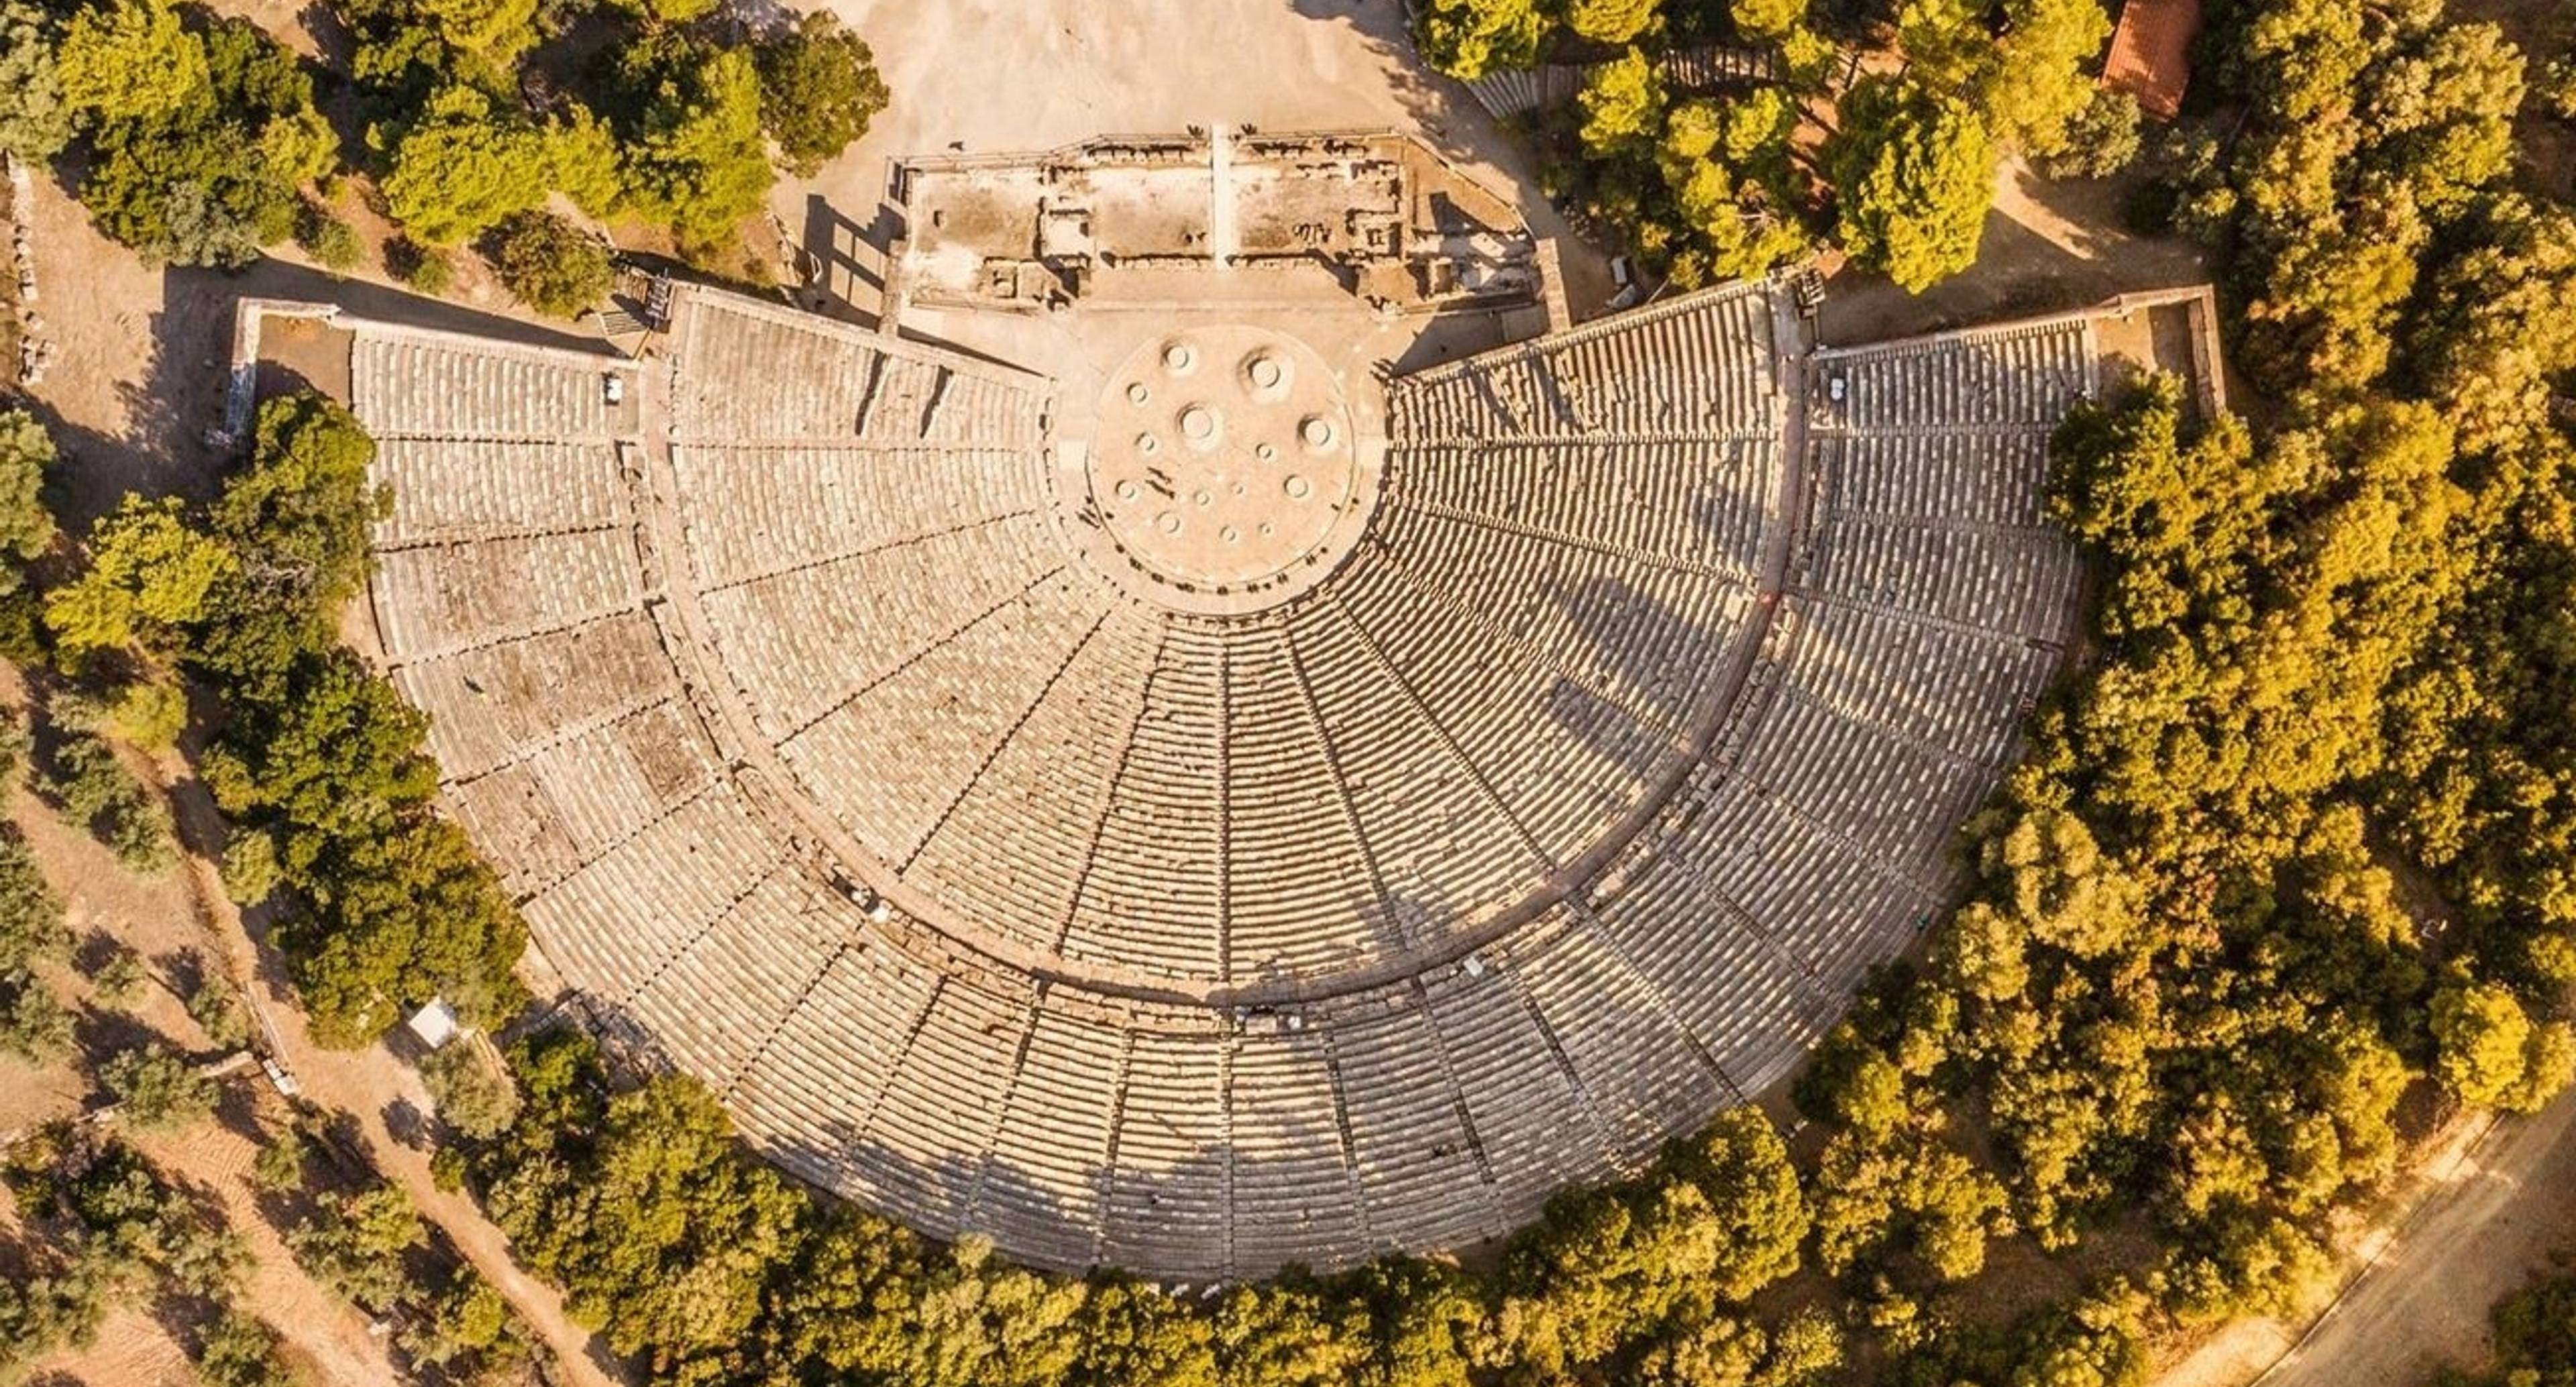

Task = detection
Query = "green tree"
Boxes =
[67,16,331,268]
[411,0,540,68]
[1577,48,1666,156]
[753,11,890,177]
[212,392,388,630]
[420,1042,520,1140]
[1731,0,1805,40]
[46,732,176,872]
[378,83,602,247]
[0,824,66,973]
[488,1076,808,1380]
[2543,57,2576,123]
[200,647,437,843]
[1902,0,2109,156]
[91,941,149,1004]
[1413,0,1548,80]
[2035,88,2141,179]
[221,828,282,905]
[613,41,774,247]
[57,0,207,126]
[0,974,71,1060]
[185,961,253,1050]
[56,672,189,749]
[2432,981,2576,1113]
[290,1183,425,1311]
[45,496,236,661]
[252,1126,307,1192]
[198,1311,295,1387]
[1073,1275,1216,1387]
[488,210,612,317]
[1213,1277,1371,1387]
[400,1268,513,1368]
[1827,74,1994,292]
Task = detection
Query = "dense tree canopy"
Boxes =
[1567,0,1659,44]
[1413,0,1548,80]
[46,496,237,661]
[1827,75,1994,292]
[378,83,616,247]
[1899,0,2110,156]
[608,39,773,249]
[60,7,333,267]
[57,0,205,126]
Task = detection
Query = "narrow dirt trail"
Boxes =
[156,765,631,1387]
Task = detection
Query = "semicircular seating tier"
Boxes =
[346,280,2092,1279]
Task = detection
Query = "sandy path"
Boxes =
[156,767,633,1387]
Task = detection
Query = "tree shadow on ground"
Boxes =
[30,254,612,531]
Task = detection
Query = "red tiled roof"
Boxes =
[2102,0,2202,121]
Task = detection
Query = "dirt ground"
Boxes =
[786,0,1621,323]
[154,759,631,1387]
[0,683,411,1387]
[1817,155,2213,346]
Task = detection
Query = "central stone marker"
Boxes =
[1057,325,1383,616]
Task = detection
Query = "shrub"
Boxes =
[388,237,455,294]
[488,211,610,317]
[90,942,148,1003]
[420,1042,519,1140]
[186,962,254,1050]
[309,214,363,272]
[0,973,72,1062]
[220,828,280,906]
